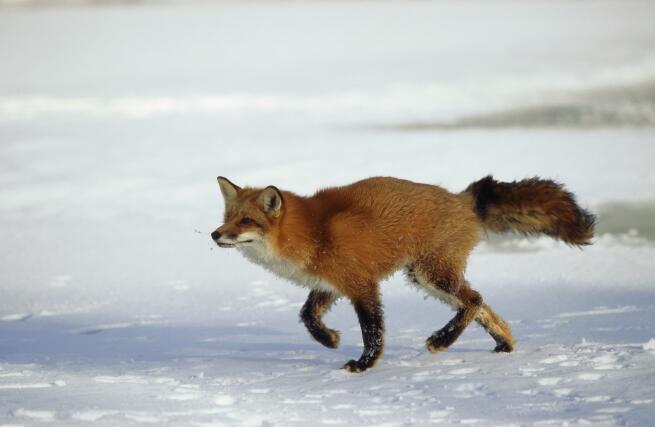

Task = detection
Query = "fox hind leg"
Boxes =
[407,264,513,352]
[476,303,515,352]
[425,285,482,352]
[300,290,340,349]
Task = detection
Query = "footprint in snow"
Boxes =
[453,383,486,398]
[449,367,479,376]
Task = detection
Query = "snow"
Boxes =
[1,0,655,426]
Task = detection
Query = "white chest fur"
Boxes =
[238,242,338,295]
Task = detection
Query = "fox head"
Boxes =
[211,177,283,248]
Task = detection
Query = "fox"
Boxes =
[211,175,595,373]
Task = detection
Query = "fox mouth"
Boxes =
[216,240,254,248]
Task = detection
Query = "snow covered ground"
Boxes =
[1,1,655,425]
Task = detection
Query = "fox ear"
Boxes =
[217,176,240,203]
[258,186,283,217]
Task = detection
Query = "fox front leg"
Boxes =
[300,290,340,349]
[342,291,384,373]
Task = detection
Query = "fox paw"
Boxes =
[494,342,514,353]
[342,360,367,373]
[313,328,340,349]
[426,334,450,353]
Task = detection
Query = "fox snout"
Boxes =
[211,228,235,248]
[211,225,258,248]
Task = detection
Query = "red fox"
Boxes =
[212,176,594,372]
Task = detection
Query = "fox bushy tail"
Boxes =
[465,176,595,246]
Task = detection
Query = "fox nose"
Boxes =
[211,230,222,241]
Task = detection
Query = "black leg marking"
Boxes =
[342,297,384,373]
[300,290,340,349]
[426,309,468,351]
[426,287,482,353]
[492,339,514,353]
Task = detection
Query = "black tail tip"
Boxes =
[466,175,499,220]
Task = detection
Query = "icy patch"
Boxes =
[428,409,454,422]
[591,354,622,370]
[125,412,161,423]
[453,383,486,398]
[215,395,235,406]
[0,313,32,322]
[48,275,72,288]
[13,409,56,422]
[578,372,604,381]
[557,305,639,318]
[642,338,655,352]
[519,367,545,377]
[164,385,203,402]
[553,388,573,397]
[0,371,29,378]
[540,355,568,364]
[321,419,345,425]
[440,359,465,366]
[0,383,53,389]
[236,321,263,327]
[449,367,479,376]
[71,410,119,422]
[72,322,138,335]
[94,375,149,384]
[596,407,632,414]
[582,395,612,403]
[537,377,562,386]
[459,418,486,424]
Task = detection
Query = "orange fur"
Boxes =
[212,176,593,372]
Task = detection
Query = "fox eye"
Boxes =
[239,217,255,226]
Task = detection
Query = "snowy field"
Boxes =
[1,1,655,425]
